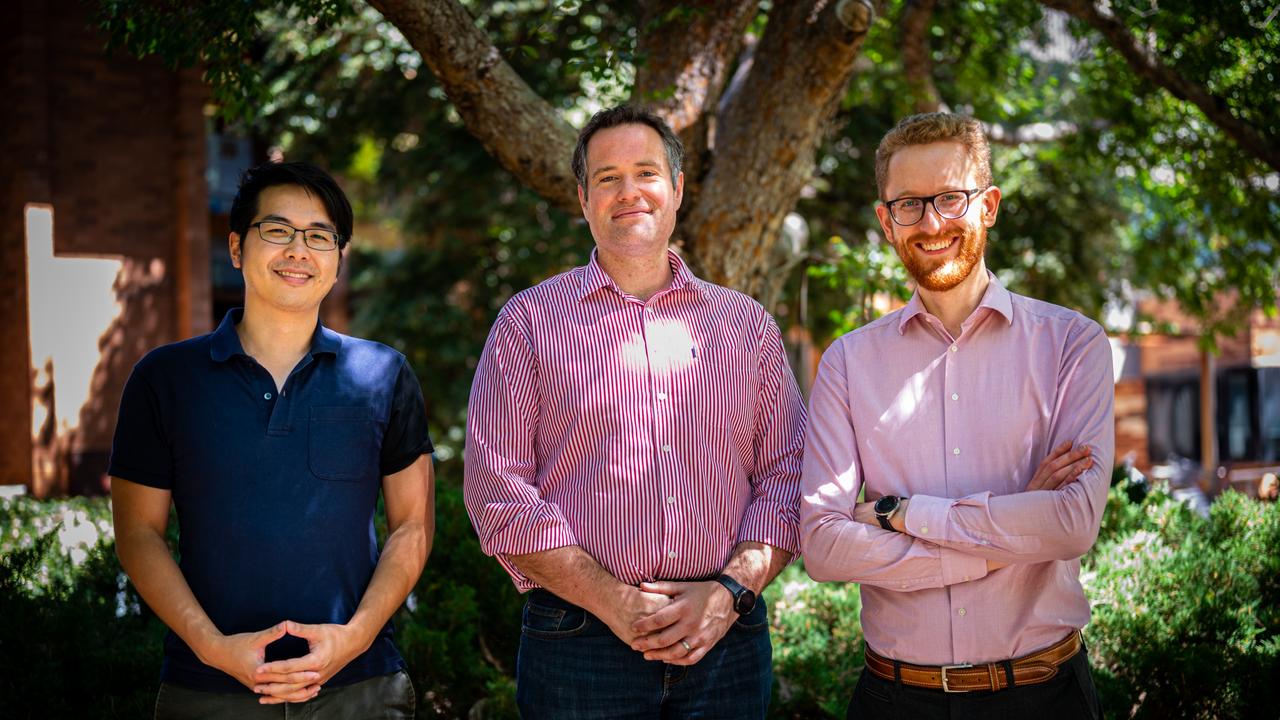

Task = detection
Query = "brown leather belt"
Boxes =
[864,632,1081,693]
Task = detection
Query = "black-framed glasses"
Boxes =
[250,221,343,251]
[884,187,988,226]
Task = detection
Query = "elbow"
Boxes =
[801,556,840,583]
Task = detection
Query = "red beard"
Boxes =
[893,220,987,292]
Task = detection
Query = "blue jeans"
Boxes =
[516,589,773,719]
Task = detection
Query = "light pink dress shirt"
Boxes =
[465,250,806,591]
[800,274,1114,665]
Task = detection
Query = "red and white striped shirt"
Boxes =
[464,249,806,591]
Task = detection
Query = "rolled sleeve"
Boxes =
[464,308,578,588]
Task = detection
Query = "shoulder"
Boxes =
[824,308,907,358]
[688,279,772,331]
[130,333,214,380]
[331,332,409,376]
[495,266,586,327]
[1009,292,1106,343]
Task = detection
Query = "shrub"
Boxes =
[1084,487,1280,719]
[767,562,863,718]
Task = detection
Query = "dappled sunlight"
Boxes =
[875,356,941,432]
[618,315,697,374]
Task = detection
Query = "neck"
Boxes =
[596,246,673,302]
[235,299,318,364]
[916,261,990,339]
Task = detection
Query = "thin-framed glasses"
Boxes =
[884,187,988,226]
[250,221,343,251]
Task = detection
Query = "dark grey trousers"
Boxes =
[153,670,414,720]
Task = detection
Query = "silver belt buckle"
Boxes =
[940,663,974,693]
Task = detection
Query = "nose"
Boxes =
[616,176,641,203]
[283,230,311,259]
[916,202,946,234]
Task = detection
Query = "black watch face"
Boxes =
[735,589,757,614]
[874,495,899,514]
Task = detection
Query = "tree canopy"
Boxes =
[100,0,1279,378]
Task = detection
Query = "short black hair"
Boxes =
[571,105,684,195]
[228,162,353,249]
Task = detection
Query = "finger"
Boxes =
[258,684,321,704]
[1028,446,1086,490]
[283,620,320,639]
[638,581,683,597]
[1049,457,1093,489]
[253,670,320,685]
[642,639,692,662]
[631,604,684,635]
[253,681,313,696]
[632,622,688,652]
[667,643,711,666]
[1030,443,1081,486]
[257,654,320,676]
[1046,452,1092,485]
[252,623,288,649]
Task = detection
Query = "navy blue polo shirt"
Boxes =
[109,309,432,693]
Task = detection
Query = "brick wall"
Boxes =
[0,0,209,495]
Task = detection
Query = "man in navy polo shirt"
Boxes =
[110,162,434,718]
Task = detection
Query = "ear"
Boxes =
[229,233,243,268]
[979,185,1002,227]
[578,183,589,217]
[673,171,685,211]
[874,204,898,247]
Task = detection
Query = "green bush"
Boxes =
[1083,487,1280,719]
[4,481,1277,719]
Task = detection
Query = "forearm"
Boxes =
[116,528,223,663]
[802,511,988,591]
[507,545,625,617]
[720,541,791,595]
[348,519,430,649]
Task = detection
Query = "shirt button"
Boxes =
[656,391,668,400]
[667,550,677,559]
[263,392,272,400]
[920,525,929,535]
[957,608,967,616]
[953,447,961,455]
[666,496,677,504]
[661,444,671,453]
[951,393,959,401]
[950,344,958,353]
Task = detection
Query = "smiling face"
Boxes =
[229,184,341,316]
[875,141,1001,292]
[577,123,684,264]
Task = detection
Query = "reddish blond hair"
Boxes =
[874,113,992,200]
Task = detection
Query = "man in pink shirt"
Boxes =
[464,106,806,718]
[801,112,1113,718]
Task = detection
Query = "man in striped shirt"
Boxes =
[464,106,806,719]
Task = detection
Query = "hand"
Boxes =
[629,580,737,666]
[1026,441,1093,492]
[252,621,366,705]
[202,623,321,703]
[595,585,673,646]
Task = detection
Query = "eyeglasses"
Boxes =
[884,187,988,226]
[250,221,343,251]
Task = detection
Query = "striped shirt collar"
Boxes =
[577,247,708,302]
[897,270,1015,335]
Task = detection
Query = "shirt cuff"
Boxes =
[903,494,952,543]
[939,547,988,586]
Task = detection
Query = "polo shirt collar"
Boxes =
[897,270,1014,335]
[209,308,341,362]
[576,247,708,302]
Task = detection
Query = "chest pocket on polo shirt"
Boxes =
[308,406,377,482]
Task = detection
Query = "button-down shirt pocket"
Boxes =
[309,406,377,482]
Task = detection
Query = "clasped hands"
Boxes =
[202,620,366,704]
[601,579,738,667]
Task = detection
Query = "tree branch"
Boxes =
[1041,0,1280,173]
[367,0,580,214]
[900,0,943,113]
[684,0,876,296]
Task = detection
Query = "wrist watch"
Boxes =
[714,574,757,615]
[873,495,903,531]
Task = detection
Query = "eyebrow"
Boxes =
[590,160,664,180]
[259,213,337,232]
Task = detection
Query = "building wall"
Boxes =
[0,0,209,495]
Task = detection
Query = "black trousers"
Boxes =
[847,646,1101,720]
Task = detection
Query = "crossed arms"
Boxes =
[111,454,434,704]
